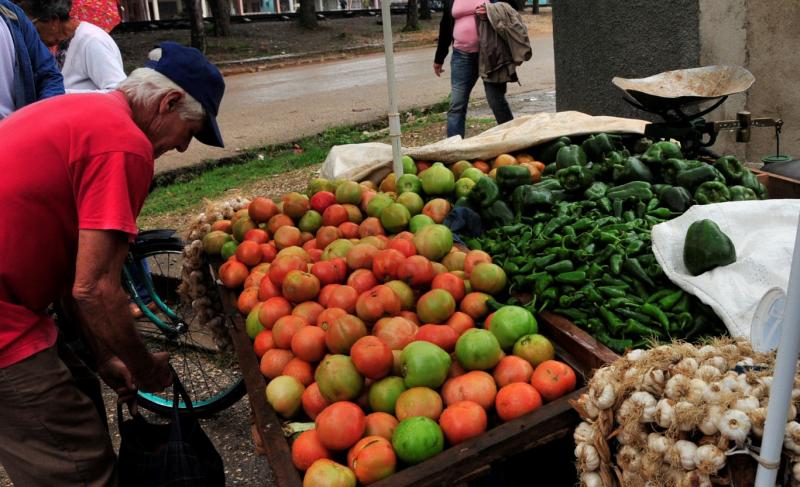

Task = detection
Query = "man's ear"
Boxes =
[158,90,185,114]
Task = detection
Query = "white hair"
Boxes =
[117,49,204,121]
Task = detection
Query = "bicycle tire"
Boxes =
[128,236,246,417]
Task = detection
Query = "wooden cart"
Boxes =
[211,260,619,487]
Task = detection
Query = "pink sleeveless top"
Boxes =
[452,0,484,53]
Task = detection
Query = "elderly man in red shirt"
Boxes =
[0,41,225,486]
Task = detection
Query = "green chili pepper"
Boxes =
[658,289,684,310]
[542,215,571,237]
[555,271,587,285]
[609,254,623,275]
[641,303,670,330]
[534,274,554,295]
[598,306,624,333]
[646,289,674,304]
[598,286,627,298]
[554,308,588,322]
[597,333,633,353]
[624,257,655,287]
[545,260,574,273]
[694,181,731,204]
[624,319,664,337]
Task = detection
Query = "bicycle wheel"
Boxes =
[128,236,245,417]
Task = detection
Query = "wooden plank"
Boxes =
[539,311,620,373]
[211,263,302,487]
[370,389,583,487]
[752,168,800,199]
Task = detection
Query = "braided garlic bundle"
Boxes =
[572,339,799,487]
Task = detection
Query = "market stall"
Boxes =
[175,65,800,486]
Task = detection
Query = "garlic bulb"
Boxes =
[703,356,728,372]
[702,382,724,404]
[696,364,723,382]
[676,470,712,487]
[591,382,617,410]
[573,422,597,445]
[674,440,698,470]
[616,397,638,424]
[580,472,602,487]
[733,396,760,414]
[720,371,742,393]
[694,444,726,475]
[647,433,671,455]
[674,357,699,376]
[624,367,642,383]
[687,378,710,403]
[625,349,647,362]
[655,398,675,429]
[641,368,666,396]
[785,421,800,454]
[575,442,601,471]
[699,405,721,436]
[674,401,699,432]
[617,422,647,447]
[617,445,642,473]
[665,374,691,400]
[717,409,751,446]
[749,407,767,437]
[630,391,657,423]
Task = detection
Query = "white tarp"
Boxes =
[651,200,800,338]
[320,111,649,181]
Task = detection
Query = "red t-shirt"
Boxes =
[0,91,154,368]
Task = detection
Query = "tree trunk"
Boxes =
[186,0,206,51]
[404,0,419,31]
[297,0,318,28]
[209,0,232,36]
[418,0,430,20]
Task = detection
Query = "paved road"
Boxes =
[157,33,555,174]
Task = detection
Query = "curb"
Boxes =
[217,38,437,76]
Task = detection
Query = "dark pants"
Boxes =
[447,49,514,138]
[0,345,117,486]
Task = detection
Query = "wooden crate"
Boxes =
[752,168,800,199]
[212,263,619,486]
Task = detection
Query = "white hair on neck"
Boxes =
[118,48,204,121]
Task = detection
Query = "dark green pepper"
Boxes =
[583,181,608,201]
[641,140,683,165]
[676,164,725,192]
[606,181,654,201]
[661,186,693,212]
[556,165,594,193]
[538,136,571,163]
[581,133,621,161]
[555,144,588,170]
[545,260,574,273]
[555,271,586,285]
[512,185,553,217]
[454,196,474,209]
[542,162,558,177]
[497,165,532,191]
[480,200,515,227]
[613,157,654,183]
[729,185,758,201]
[694,181,731,204]
[533,178,563,191]
[683,219,736,275]
[660,158,687,185]
[741,170,768,199]
[640,303,670,330]
[469,176,500,208]
[714,155,745,184]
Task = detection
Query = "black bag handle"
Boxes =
[116,364,194,426]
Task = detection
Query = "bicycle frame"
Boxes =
[122,255,187,338]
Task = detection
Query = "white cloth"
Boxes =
[0,16,15,119]
[651,200,800,338]
[62,21,125,93]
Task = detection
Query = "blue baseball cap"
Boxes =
[146,42,225,148]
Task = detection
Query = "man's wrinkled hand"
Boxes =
[135,352,173,392]
[98,356,138,412]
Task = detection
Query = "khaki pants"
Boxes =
[0,346,117,486]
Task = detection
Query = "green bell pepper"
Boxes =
[542,162,558,177]
[581,133,621,161]
[641,140,683,164]
[556,165,594,193]
[676,164,725,192]
[583,181,608,201]
[694,181,731,204]
[661,186,693,212]
[714,155,745,184]
[683,219,737,275]
[555,144,588,170]
[741,170,768,199]
[454,196,474,208]
[538,136,571,163]
[612,157,654,183]
[469,176,500,208]
[533,178,563,191]
[729,185,758,201]
[660,158,687,185]
[511,185,554,216]
[497,165,532,191]
[481,200,515,227]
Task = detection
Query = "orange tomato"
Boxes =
[530,360,577,402]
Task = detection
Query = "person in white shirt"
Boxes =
[20,0,125,93]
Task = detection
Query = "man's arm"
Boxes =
[71,229,171,392]
[17,6,64,99]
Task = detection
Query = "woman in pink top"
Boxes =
[434,0,514,137]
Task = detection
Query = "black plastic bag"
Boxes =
[118,373,225,487]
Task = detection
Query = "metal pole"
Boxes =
[379,0,404,179]
[755,213,800,486]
